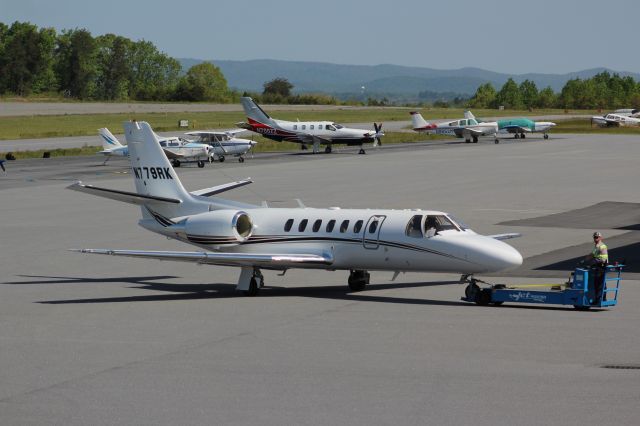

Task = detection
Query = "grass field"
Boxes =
[0,107,594,140]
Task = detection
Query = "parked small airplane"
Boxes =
[69,121,523,296]
[464,111,556,140]
[591,112,640,127]
[99,128,129,164]
[99,128,212,167]
[186,130,256,163]
[237,97,383,154]
[410,111,500,143]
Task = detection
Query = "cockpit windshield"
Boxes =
[424,215,460,236]
[333,123,344,129]
[447,215,469,230]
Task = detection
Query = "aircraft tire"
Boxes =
[544,134,549,140]
[465,138,471,143]
[515,133,520,139]
[197,160,205,168]
[325,146,332,154]
[465,282,480,300]
[475,288,492,306]
[472,136,478,143]
[239,157,245,163]
[173,159,181,167]
[521,133,526,139]
[358,148,366,155]
[494,139,499,144]
[348,270,369,291]
[219,156,225,163]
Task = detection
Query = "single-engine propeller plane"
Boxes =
[70,121,523,296]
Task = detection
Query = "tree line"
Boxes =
[0,21,231,101]
[468,72,640,110]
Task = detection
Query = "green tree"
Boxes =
[496,78,523,109]
[95,34,131,100]
[55,28,97,99]
[0,22,57,95]
[128,40,180,100]
[263,77,293,98]
[519,79,538,110]
[174,62,229,102]
[468,83,496,108]
[536,86,557,108]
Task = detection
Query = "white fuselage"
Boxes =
[142,206,523,275]
[187,133,256,157]
[159,138,210,159]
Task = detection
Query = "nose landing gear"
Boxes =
[348,269,370,291]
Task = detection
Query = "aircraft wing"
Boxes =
[488,233,522,240]
[190,179,253,197]
[185,129,247,137]
[71,248,334,268]
[296,133,332,144]
[455,127,485,138]
[501,125,530,133]
[162,149,186,159]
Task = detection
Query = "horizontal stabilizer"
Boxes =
[488,233,522,241]
[71,248,334,268]
[67,182,181,205]
[190,179,253,197]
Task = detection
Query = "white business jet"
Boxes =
[98,127,212,168]
[411,111,500,143]
[69,121,522,296]
[237,97,383,154]
[185,130,257,163]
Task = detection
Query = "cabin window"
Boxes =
[284,219,294,232]
[293,125,298,130]
[424,215,458,237]
[340,220,350,233]
[326,219,336,232]
[405,215,423,238]
[160,141,167,147]
[312,219,322,232]
[310,125,314,130]
[368,221,378,234]
[298,219,308,232]
[353,220,363,234]
[302,125,306,130]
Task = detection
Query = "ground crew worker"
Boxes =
[584,232,608,303]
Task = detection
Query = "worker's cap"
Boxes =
[593,231,603,238]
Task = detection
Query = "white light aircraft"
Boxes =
[237,97,383,154]
[591,112,640,127]
[99,127,212,168]
[69,121,523,296]
[98,128,129,164]
[410,111,500,143]
[185,130,257,163]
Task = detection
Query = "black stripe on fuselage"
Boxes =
[184,234,466,262]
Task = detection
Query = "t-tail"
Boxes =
[410,111,434,131]
[99,128,123,150]
[240,97,276,127]
[69,121,256,230]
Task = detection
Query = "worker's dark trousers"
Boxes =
[590,265,606,303]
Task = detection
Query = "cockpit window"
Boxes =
[447,215,469,230]
[334,124,344,129]
[405,215,423,238]
[424,215,459,236]
[326,125,337,131]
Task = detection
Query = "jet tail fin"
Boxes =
[99,128,123,149]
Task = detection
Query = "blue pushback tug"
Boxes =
[464,265,624,309]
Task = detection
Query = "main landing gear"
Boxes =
[238,267,264,296]
[462,276,502,306]
[358,147,366,154]
[348,269,370,291]
[543,133,549,140]
[325,146,332,154]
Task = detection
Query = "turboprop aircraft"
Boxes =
[99,127,212,168]
[185,130,257,163]
[237,97,383,154]
[464,111,556,140]
[410,111,500,143]
[69,120,522,296]
[591,112,640,127]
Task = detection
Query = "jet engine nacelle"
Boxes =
[176,209,254,244]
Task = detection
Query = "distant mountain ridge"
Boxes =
[179,58,640,98]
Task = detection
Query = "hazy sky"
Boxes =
[3,0,639,74]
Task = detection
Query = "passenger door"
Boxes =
[363,215,386,249]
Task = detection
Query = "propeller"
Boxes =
[373,123,384,147]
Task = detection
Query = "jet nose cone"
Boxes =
[490,243,523,272]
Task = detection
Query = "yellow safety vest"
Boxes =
[592,243,608,263]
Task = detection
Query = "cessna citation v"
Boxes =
[237,97,383,154]
[69,121,522,296]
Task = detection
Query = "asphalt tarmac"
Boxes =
[1,133,639,426]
